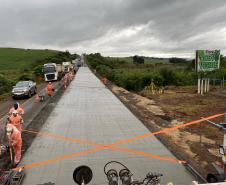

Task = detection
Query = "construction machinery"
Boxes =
[204,115,226,183]
[73,161,226,185]
[0,168,25,185]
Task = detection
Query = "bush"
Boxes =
[159,68,176,86]
[18,73,35,81]
[169,57,187,63]
[87,53,198,92]
[34,65,44,76]
[0,74,15,95]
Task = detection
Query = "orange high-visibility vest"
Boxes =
[9,107,24,115]
[9,115,23,132]
[47,84,53,92]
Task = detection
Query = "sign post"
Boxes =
[196,50,221,94]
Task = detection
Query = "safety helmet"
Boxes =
[12,110,17,116]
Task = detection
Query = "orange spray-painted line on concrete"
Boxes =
[14,147,103,171]
[23,129,104,148]
[14,144,184,171]
[23,129,185,165]
[107,147,186,164]
[15,113,224,170]
[110,113,225,147]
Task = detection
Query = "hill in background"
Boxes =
[0,48,58,71]
[0,48,76,97]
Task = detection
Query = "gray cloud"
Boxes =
[0,0,226,57]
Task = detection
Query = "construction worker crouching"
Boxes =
[8,111,24,133]
[6,124,22,165]
[46,82,54,97]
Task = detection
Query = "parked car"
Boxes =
[12,81,37,99]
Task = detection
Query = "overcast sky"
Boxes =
[0,0,226,58]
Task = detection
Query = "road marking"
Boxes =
[14,147,102,170]
[110,113,225,147]
[15,113,224,170]
[23,129,185,164]
[23,129,104,147]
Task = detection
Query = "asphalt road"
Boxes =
[20,67,195,185]
[0,81,62,142]
[0,83,49,118]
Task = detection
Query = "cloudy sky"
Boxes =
[0,0,226,58]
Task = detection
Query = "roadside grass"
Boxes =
[87,54,196,92]
[0,92,11,101]
[165,104,204,115]
[0,48,59,85]
[0,48,73,96]
[0,48,57,70]
[88,53,226,94]
[106,56,170,64]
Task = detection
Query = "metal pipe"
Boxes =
[204,119,226,132]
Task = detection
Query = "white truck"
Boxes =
[62,61,72,74]
[43,63,62,82]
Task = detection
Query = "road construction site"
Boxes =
[0,81,64,171]
[11,67,197,185]
[1,66,225,185]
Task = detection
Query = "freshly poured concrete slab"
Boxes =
[20,67,195,185]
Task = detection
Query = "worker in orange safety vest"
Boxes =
[6,124,22,165]
[9,102,24,116]
[69,71,73,82]
[8,111,24,133]
[46,82,54,96]
[64,73,69,89]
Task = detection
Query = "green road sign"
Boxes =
[196,50,220,72]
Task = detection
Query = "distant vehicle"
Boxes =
[56,64,63,79]
[77,60,82,67]
[12,80,37,99]
[75,58,82,67]
[43,63,61,81]
[62,62,72,73]
[56,64,63,73]
[72,60,76,65]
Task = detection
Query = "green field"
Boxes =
[87,53,226,92]
[0,48,75,97]
[0,48,58,71]
[105,56,169,64]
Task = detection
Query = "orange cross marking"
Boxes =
[14,113,224,171]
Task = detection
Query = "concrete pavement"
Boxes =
[20,67,195,185]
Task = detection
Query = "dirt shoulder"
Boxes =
[108,83,226,179]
